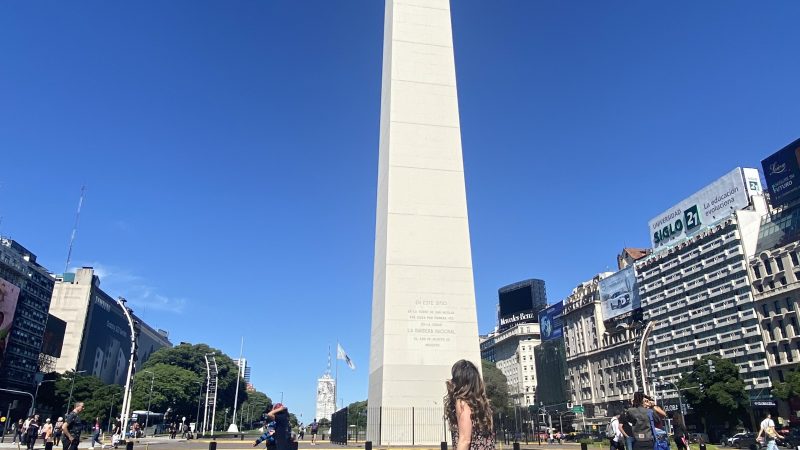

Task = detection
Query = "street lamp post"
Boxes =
[144,370,155,435]
[116,297,139,440]
[66,370,87,414]
[108,392,118,434]
[194,381,203,434]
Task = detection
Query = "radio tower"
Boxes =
[64,185,86,273]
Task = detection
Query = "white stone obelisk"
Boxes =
[368,0,481,445]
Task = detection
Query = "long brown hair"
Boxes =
[445,360,493,435]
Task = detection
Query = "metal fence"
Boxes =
[330,408,348,445]
[361,406,451,446]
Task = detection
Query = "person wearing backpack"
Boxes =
[607,414,624,450]
[620,393,664,450]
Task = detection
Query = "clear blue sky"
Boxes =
[1,1,799,422]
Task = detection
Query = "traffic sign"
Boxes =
[572,406,584,413]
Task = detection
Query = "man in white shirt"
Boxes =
[757,413,783,450]
[609,415,624,450]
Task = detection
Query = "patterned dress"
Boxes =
[452,420,496,450]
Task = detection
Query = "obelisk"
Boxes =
[368,0,481,445]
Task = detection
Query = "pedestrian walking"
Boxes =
[757,413,784,450]
[25,415,40,450]
[41,418,53,448]
[13,419,24,443]
[445,359,495,450]
[61,401,85,450]
[53,418,63,444]
[672,413,689,450]
[90,417,101,449]
[607,414,624,450]
[298,427,305,441]
[620,393,661,450]
[310,419,318,445]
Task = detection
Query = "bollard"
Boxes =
[209,440,217,450]
[513,443,521,450]
[241,434,244,441]
[441,441,448,450]
[700,444,706,450]
[365,441,372,450]
[126,441,134,450]
[45,443,53,450]
[748,445,756,450]
[581,443,589,450]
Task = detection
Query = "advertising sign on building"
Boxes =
[79,294,132,385]
[762,138,800,206]
[538,301,563,341]
[0,278,20,370]
[648,168,760,249]
[599,267,641,321]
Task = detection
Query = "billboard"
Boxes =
[762,138,800,206]
[42,314,67,358]
[78,293,132,385]
[0,278,20,370]
[538,301,563,341]
[648,167,760,249]
[599,267,640,321]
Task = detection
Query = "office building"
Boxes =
[238,358,251,383]
[0,238,55,390]
[49,267,171,385]
[498,279,547,331]
[315,372,335,421]
[640,168,771,414]
[562,273,643,429]
[480,322,542,406]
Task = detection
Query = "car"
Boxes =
[732,432,761,449]
[609,291,631,310]
[728,433,748,446]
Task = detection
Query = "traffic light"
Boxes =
[708,360,715,373]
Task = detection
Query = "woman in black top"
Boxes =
[672,413,689,450]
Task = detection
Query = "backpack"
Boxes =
[606,419,618,439]
[647,410,670,450]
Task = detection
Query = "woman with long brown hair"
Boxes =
[445,360,495,450]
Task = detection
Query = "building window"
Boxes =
[792,253,800,266]
[768,323,775,340]
[754,266,762,278]
[776,301,782,313]
[777,258,785,271]
[763,304,770,316]
[788,298,795,311]
[766,261,774,275]
[774,346,782,364]
[785,344,794,363]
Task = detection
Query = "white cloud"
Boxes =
[71,262,186,314]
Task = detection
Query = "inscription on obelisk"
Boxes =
[367,0,481,445]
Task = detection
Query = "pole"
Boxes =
[203,354,212,436]
[211,356,218,437]
[144,370,154,435]
[195,382,203,433]
[230,337,244,432]
[116,297,137,440]
[108,393,117,434]
[1,402,11,443]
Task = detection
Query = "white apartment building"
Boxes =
[640,208,772,410]
[480,322,541,406]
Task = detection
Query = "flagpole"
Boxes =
[335,341,339,412]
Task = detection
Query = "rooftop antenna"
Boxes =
[325,345,332,376]
[65,185,86,273]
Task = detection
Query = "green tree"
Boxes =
[241,391,273,428]
[142,343,247,413]
[36,372,123,428]
[346,400,367,428]
[482,360,510,415]
[677,355,749,434]
[773,370,800,400]
[129,363,203,422]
